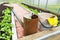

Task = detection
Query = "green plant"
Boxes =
[0,8,12,40]
[31,9,39,14]
[58,20,60,27]
[20,4,39,14]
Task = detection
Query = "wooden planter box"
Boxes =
[5,3,60,40]
[18,13,60,40]
[0,3,17,40]
[17,4,60,40]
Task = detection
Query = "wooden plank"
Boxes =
[46,34,60,40]
[11,3,30,22]
[18,27,60,40]
[11,3,30,26]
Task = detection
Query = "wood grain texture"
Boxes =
[18,27,60,40]
[46,34,60,40]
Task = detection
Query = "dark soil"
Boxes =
[0,39,5,40]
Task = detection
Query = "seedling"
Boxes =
[0,8,12,40]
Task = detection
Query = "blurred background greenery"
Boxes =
[0,0,60,13]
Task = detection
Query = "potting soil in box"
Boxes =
[0,4,12,40]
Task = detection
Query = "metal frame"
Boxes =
[23,0,60,14]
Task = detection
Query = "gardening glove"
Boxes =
[47,16,58,27]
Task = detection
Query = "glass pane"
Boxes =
[33,0,38,7]
[47,0,60,13]
[39,0,47,9]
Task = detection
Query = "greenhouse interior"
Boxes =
[0,0,60,40]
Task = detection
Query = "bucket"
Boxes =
[23,14,38,35]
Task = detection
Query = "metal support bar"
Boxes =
[38,0,40,7]
[45,0,48,9]
[26,0,28,4]
[30,0,31,5]
[58,8,60,13]
[33,0,34,5]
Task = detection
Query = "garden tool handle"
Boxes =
[39,20,52,28]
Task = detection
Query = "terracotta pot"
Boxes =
[23,16,38,35]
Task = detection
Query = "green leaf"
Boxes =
[32,9,39,14]
[0,7,12,40]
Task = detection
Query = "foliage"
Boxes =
[20,4,39,14]
[31,9,39,14]
[0,8,12,40]
[58,20,60,27]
